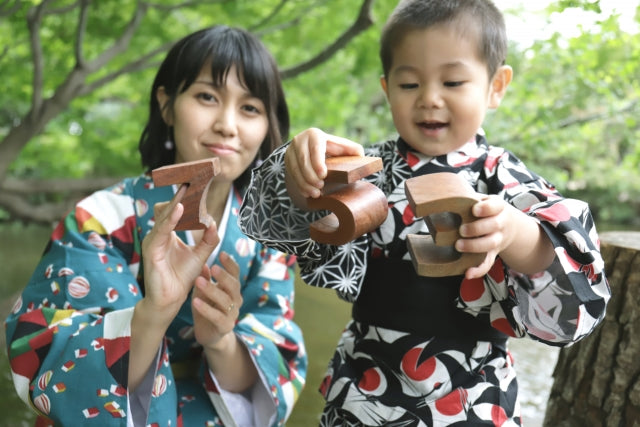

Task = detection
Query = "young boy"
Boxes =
[240,0,610,425]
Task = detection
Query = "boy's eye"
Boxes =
[444,81,464,87]
[399,83,418,89]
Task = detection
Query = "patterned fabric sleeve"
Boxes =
[4,182,163,426]
[456,146,610,345]
[240,144,371,302]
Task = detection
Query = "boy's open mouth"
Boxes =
[418,121,447,130]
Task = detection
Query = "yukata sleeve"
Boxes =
[457,150,610,346]
[4,185,177,426]
[200,247,307,427]
[239,143,371,302]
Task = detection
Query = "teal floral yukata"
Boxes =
[5,173,306,426]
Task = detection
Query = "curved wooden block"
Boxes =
[405,172,486,277]
[307,156,387,245]
[151,158,220,230]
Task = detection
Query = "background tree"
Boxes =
[0,0,393,222]
[1,0,639,227]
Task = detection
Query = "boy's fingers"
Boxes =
[325,135,365,157]
[286,142,324,197]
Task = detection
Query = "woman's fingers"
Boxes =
[218,251,240,279]
[191,219,220,263]
[194,275,236,317]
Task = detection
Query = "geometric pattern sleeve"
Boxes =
[240,143,370,302]
[457,145,611,345]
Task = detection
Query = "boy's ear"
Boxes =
[380,75,389,98]
[488,65,512,109]
[156,86,173,125]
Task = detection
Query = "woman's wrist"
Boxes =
[133,298,175,333]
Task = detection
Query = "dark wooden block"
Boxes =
[152,158,220,230]
[307,156,387,245]
[405,172,486,277]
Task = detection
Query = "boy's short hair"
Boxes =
[380,0,508,79]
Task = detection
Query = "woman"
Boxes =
[6,26,306,427]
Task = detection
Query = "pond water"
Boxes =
[509,338,559,426]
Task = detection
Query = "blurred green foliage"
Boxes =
[1,0,639,227]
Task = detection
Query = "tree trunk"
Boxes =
[543,231,640,427]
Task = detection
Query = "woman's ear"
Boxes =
[488,65,513,109]
[156,86,173,125]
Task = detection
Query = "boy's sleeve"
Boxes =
[240,143,370,302]
[457,149,610,346]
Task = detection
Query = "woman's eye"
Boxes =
[444,81,464,87]
[243,104,261,114]
[197,92,217,102]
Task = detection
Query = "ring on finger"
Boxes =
[227,303,234,313]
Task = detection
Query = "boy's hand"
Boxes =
[456,195,555,279]
[455,196,514,279]
[285,128,364,200]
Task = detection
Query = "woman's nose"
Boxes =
[213,107,237,136]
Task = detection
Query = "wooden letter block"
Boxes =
[404,172,486,277]
[307,156,388,245]
[151,158,220,230]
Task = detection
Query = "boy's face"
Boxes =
[381,25,511,157]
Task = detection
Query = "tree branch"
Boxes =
[492,99,639,146]
[41,0,82,16]
[254,0,330,37]
[84,2,149,72]
[74,0,91,68]
[279,0,374,80]
[142,0,229,12]
[0,191,75,224]
[248,0,289,32]
[0,177,122,223]
[78,43,172,96]
[26,0,52,113]
[2,177,120,194]
[0,0,20,17]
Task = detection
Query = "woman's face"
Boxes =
[157,65,269,184]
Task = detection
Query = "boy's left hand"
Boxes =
[454,195,516,279]
[455,195,555,279]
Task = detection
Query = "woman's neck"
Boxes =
[206,180,232,225]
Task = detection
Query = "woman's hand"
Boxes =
[191,251,242,350]
[192,251,258,393]
[285,128,364,200]
[455,195,554,279]
[140,184,220,323]
[130,184,220,391]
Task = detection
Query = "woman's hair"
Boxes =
[380,0,507,80]
[138,25,289,189]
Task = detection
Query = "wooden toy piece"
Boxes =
[404,172,486,277]
[306,156,387,245]
[151,158,221,230]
